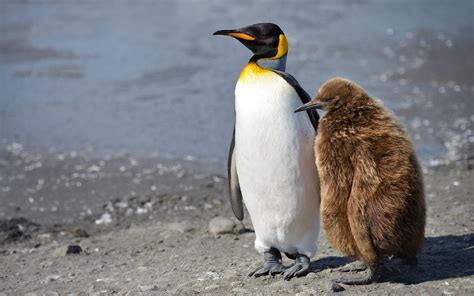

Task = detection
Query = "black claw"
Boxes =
[253,268,268,278]
[295,267,309,277]
[270,265,286,275]
[283,267,300,281]
[249,247,285,278]
[283,253,310,281]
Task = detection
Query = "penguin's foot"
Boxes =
[248,247,285,277]
[333,260,367,273]
[283,253,310,281]
[383,256,416,274]
[334,266,381,285]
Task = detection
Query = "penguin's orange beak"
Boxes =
[294,100,323,113]
[213,30,255,41]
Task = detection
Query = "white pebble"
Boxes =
[95,212,112,224]
[136,207,148,215]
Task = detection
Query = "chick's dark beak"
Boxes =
[294,101,322,113]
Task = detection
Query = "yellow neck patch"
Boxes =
[264,34,288,60]
[238,62,271,83]
[274,34,288,59]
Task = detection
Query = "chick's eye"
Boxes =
[323,97,333,102]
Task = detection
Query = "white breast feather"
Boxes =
[235,72,321,258]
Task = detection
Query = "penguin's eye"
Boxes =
[323,97,333,102]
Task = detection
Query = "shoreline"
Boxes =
[0,142,471,227]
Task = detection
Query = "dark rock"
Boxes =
[0,218,40,245]
[66,244,82,255]
[330,282,345,292]
[71,228,89,238]
[235,223,253,234]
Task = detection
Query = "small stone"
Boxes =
[95,212,112,224]
[72,228,89,238]
[66,244,82,255]
[115,201,128,209]
[136,207,148,215]
[37,233,51,240]
[139,285,158,292]
[330,282,345,292]
[41,275,61,284]
[88,278,115,294]
[204,284,220,290]
[96,278,115,284]
[52,246,68,257]
[208,216,236,236]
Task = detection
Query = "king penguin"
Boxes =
[213,23,321,280]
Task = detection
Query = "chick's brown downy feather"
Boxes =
[314,78,426,284]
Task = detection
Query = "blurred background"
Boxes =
[0,0,473,223]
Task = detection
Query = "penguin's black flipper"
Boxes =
[228,126,244,220]
[270,70,320,130]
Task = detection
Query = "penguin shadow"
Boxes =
[388,233,474,284]
[308,233,474,284]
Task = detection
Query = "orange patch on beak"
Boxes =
[228,33,255,41]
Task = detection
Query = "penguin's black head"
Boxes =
[213,23,287,60]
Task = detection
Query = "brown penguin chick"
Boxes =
[295,78,426,285]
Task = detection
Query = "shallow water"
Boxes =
[1,0,473,162]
